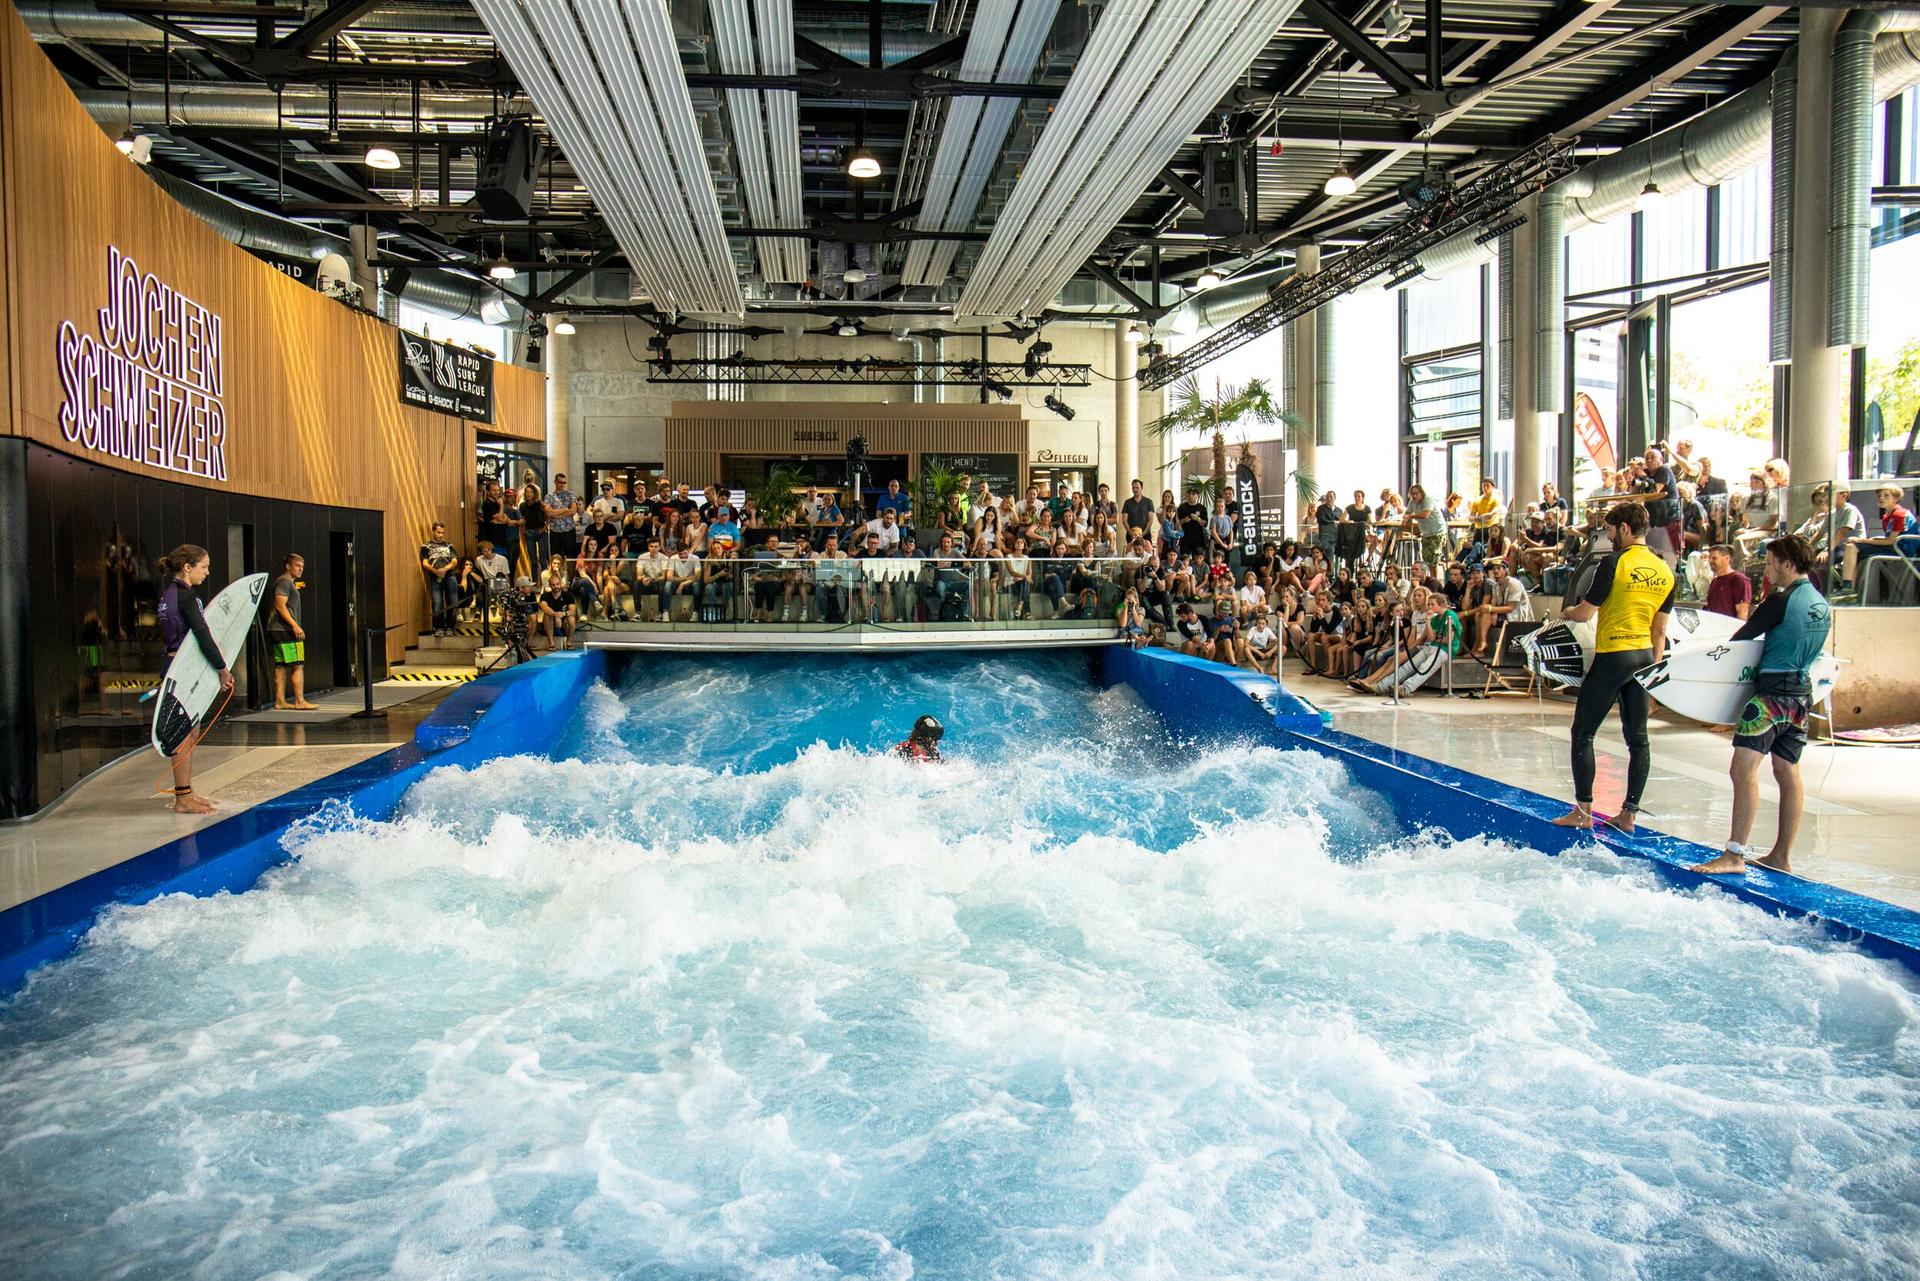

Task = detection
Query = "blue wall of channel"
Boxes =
[1099,646,1920,973]
[0,652,609,990]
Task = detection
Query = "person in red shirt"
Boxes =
[1704,543,1751,620]
[894,715,944,761]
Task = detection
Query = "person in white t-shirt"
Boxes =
[1245,612,1280,674]
[864,508,902,550]
[1234,570,1267,619]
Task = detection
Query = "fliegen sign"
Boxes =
[398,330,494,422]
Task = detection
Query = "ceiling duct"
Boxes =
[74,85,492,129]
[709,0,807,283]
[902,0,1057,286]
[471,0,743,316]
[959,0,1303,319]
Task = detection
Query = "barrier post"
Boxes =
[352,621,409,720]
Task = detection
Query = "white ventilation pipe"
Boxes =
[1830,12,1882,348]
[1769,52,1796,363]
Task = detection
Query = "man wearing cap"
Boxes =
[590,480,625,522]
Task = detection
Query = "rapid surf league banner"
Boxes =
[397,330,494,422]
[55,245,228,481]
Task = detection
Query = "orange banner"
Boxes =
[1574,392,1616,472]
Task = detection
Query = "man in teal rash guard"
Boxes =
[1688,534,1832,877]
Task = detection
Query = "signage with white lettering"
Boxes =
[1236,462,1261,556]
[398,329,494,421]
[55,245,228,480]
[922,451,1020,499]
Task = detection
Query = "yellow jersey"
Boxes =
[1469,492,1502,529]
[1582,543,1677,653]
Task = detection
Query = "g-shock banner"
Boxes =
[1236,461,1261,556]
[398,329,494,421]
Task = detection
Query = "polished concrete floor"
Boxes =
[1284,657,1920,912]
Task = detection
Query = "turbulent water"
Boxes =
[2,652,1918,1280]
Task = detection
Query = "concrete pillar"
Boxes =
[1114,319,1139,493]
[545,328,570,478]
[1508,197,1542,513]
[1289,245,1321,534]
[1787,7,1849,495]
[347,225,380,316]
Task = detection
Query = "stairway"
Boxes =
[383,629,485,685]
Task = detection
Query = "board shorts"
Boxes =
[271,639,305,666]
[1734,693,1809,764]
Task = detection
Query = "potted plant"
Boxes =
[916,461,966,534]
[750,463,814,533]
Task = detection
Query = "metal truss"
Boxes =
[645,358,1093,387]
[1141,136,1580,390]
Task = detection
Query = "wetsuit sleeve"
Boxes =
[1579,553,1619,608]
[184,594,226,668]
[1732,589,1788,641]
[1657,577,1677,614]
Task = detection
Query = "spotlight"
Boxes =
[384,266,413,298]
[1381,0,1412,42]
[525,339,543,364]
[837,323,859,337]
[1043,394,1076,421]
[1140,341,1165,362]
[1383,262,1425,291]
[1023,339,1053,377]
[364,145,401,170]
[116,129,151,163]
[553,317,576,335]
[846,148,881,179]
[116,128,136,155]
[1195,267,1223,290]
[1323,164,1358,197]
[983,377,1012,400]
[1473,214,1527,247]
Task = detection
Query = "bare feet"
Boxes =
[1687,852,1749,875]
[291,701,319,710]
[1550,807,1594,829]
[1751,850,1793,873]
[172,792,216,815]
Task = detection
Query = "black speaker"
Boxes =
[1200,143,1246,238]
[384,266,413,299]
[476,117,544,219]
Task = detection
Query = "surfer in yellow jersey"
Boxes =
[1550,502,1675,833]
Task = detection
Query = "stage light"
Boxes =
[1043,394,1076,420]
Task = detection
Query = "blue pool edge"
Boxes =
[4,645,1917,992]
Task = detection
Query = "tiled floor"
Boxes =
[1280,657,1920,911]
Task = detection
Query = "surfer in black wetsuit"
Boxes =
[893,715,944,761]
[156,544,232,814]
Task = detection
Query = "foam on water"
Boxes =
[2,652,1918,1280]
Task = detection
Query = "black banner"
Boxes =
[921,452,1021,500]
[397,330,494,422]
[1236,461,1261,556]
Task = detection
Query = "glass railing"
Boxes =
[517,555,1144,633]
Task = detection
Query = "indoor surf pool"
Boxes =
[2,651,1918,1279]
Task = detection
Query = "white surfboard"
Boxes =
[151,573,269,757]
[1520,605,1739,691]
[1634,640,1842,725]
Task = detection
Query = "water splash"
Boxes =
[1,652,1916,1279]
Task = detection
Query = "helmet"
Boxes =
[911,714,944,743]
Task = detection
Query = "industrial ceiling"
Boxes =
[28,0,1805,334]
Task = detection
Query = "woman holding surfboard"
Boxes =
[155,545,234,815]
[1551,503,1676,834]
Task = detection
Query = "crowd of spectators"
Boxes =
[438,438,1912,668]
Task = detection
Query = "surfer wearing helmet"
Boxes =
[156,544,233,814]
[1688,535,1831,877]
[894,715,945,761]
[1551,502,1675,834]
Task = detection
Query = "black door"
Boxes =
[330,531,356,688]
[226,521,261,708]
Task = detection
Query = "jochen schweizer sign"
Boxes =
[56,245,228,480]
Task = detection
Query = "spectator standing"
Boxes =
[518,482,550,572]
[1635,447,1681,563]
[267,552,316,710]
[1176,488,1209,556]
[1209,498,1237,568]
[1468,478,1505,549]
[1339,491,1370,569]
[1406,484,1445,569]
[1313,491,1340,561]
[477,478,515,553]
[1704,544,1751,619]
[1122,480,1155,542]
[421,522,459,636]
[546,474,582,559]
[590,479,627,521]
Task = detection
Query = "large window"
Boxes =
[1404,347,1483,497]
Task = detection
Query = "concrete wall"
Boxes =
[1828,607,1920,731]
[559,317,1166,492]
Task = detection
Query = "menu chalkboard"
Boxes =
[920,452,1021,501]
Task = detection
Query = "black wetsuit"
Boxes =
[158,578,223,666]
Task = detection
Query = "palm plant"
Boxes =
[1146,375,1317,508]
[751,463,813,528]
[916,461,966,528]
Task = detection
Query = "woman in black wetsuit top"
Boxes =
[156,544,233,814]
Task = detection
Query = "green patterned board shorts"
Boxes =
[1734,693,1809,764]
[1420,534,1445,564]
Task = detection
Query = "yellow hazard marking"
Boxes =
[384,670,477,683]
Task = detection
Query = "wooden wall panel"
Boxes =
[0,5,545,659]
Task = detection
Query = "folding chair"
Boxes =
[1480,618,1542,697]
